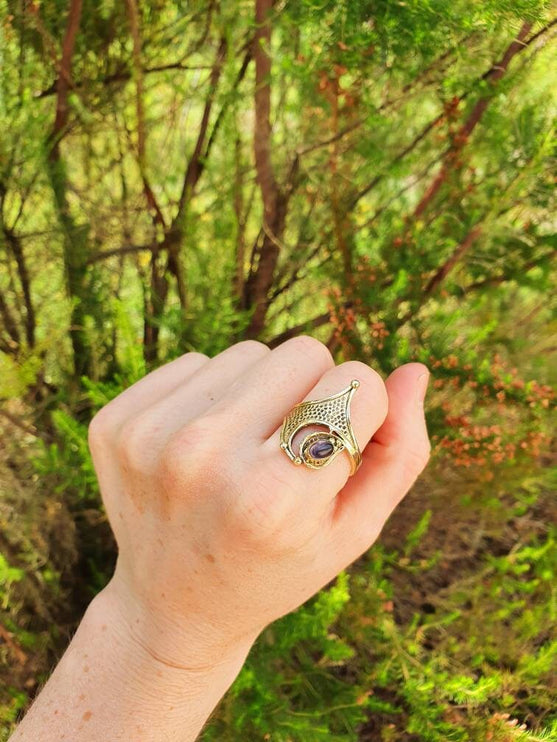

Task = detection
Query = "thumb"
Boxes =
[372,362,431,483]
[330,363,431,558]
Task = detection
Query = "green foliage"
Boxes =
[0,555,24,610]
[1,0,555,738]
[32,410,98,506]
[199,509,557,740]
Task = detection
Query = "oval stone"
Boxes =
[308,439,335,459]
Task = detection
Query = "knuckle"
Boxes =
[88,408,113,450]
[88,405,128,459]
[180,350,210,370]
[156,415,226,490]
[115,411,156,473]
[232,339,269,357]
[228,465,295,549]
[173,350,208,365]
[285,335,334,368]
[186,351,209,362]
[230,496,282,547]
[88,398,128,451]
[403,437,431,479]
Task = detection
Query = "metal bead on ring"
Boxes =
[279,379,362,475]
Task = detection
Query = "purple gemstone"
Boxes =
[309,439,334,459]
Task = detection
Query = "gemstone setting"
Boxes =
[309,439,335,459]
[299,429,344,469]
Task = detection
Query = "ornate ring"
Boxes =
[279,379,362,475]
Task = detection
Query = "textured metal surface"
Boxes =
[279,379,362,475]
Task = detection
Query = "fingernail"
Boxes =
[416,371,430,406]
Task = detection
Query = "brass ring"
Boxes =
[279,379,362,475]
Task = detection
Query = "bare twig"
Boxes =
[413,22,533,219]
[125,0,167,230]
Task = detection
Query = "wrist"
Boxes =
[11,584,255,742]
[96,570,259,676]
[29,583,255,741]
[87,579,256,697]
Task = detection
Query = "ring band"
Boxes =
[279,379,362,475]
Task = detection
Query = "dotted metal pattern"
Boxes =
[280,382,361,468]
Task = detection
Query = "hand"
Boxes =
[88,336,430,671]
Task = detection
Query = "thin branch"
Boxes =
[3,228,35,346]
[297,117,367,157]
[233,137,246,300]
[0,409,42,440]
[360,155,441,229]
[413,22,533,219]
[424,226,483,296]
[0,289,20,347]
[125,0,166,230]
[174,36,228,225]
[267,310,335,348]
[349,112,444,209]
[462,251,556,294]
[269,196,320,300]
[86,242,159,265]
[253,0,279,227]
[0,622,27,665]
[48,0,83,155]
[243,0,293,337]
[349,20,555,214]
[268,242,324,302]
[295,37,470,159]
[203,45,252,162]
[35,62,218,98]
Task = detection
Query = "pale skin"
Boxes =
[9,335,431,741]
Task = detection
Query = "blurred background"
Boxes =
[0,1,555,740]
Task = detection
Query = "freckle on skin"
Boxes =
[83,665,89,672]
[205,553,216,563]
[79,693,85,701]
[101,624,107,631]
[83,710,92,721]
[161,592,166,598]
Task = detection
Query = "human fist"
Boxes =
[88,336,430,670]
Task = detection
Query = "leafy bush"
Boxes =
[0,0,555,739]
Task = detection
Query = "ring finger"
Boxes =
[260,360,388,507]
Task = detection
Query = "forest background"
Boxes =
[0,1,556,740]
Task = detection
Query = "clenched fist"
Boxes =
[11,336,431,742]
[88,336,431,671]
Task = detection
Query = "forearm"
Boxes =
[9,585,253,742]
